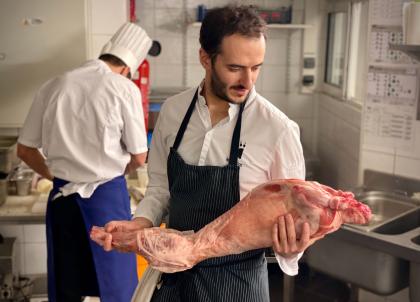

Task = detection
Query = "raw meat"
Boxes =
[91,179,371,273]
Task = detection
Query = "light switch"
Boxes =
[304,57,315,69]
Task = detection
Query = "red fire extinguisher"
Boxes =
[132,60,150,132]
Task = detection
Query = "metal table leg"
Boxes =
[283,274,295,302]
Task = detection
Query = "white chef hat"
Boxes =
[100,22,152,74]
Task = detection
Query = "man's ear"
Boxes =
[121,66,131,78]
[199,48,212,71]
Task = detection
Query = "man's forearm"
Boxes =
[17,144,53,180]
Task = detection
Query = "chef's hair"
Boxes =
[98,54,132,79]
[199,5,266,62]
[99,54,127,67]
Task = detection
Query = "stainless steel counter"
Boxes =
[0,194,46,224]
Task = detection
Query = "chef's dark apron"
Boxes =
[46,175,138,302]
[151,89,269,302]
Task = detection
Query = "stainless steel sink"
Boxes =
[306,235,409,295]
[306,191,419,296]
[374,209,420,235]
[344,191,418,232]
[412,235,420,245]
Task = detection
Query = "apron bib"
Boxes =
[46,175,138,302]
[151,89,269,302]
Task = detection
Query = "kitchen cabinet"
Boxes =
[0,0,129,127]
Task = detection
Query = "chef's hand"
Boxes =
[104,217,152,233]
[90,226,113,251]
[93,217,153,252]
[272,214,320,258]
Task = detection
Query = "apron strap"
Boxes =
[228,102,245,166]
[172,89,199,151]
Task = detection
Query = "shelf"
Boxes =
[389,44,420,61]
[191,22,312,29]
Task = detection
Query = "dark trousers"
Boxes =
[50,194,100,302]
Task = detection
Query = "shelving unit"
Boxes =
[191,22,312,29]
[389,44,420,61]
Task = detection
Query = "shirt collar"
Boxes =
[84,59,113,73]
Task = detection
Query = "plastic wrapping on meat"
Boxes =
[103,179,372,273]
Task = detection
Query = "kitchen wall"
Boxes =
[315,1,416,301]
[136,0,317,151]
[315,0,363,190]
[0,224,47,276]
[316,0,420,190]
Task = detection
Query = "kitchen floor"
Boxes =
[32,263,351,302]
[83,263,351,302]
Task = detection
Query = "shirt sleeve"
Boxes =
[121,85,148,154]
[133,103,170,226]
[270,119,306,276]
[18,81,51,148]
[270,120,305,180]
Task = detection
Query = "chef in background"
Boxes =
[97,5,322,302]
[17,22,151,302]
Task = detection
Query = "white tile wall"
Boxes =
[154,9,185,37]
[23,225,46,243]
[137,8,155,35]
[295,118,315,150]
[260,91,288,113]
[395,156,420,179]
[186,36,201,65]
[287,93,315,119]
[154,0,184,9]
[90,0,129,34]
[136,0,317,159]
[153,64,184,87]
[0,225,24,243]
[185,0,211,9]
[186,64,204,87]
[265,38,288,65]
[261,65,287,92]
[0,224,47,275]
[156,37,184,64]
[24,243,47,274]
[317,92,362,187]
[360,149,395,174]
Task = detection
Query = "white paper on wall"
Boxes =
[369,26,414,64]
[364,67,418,149]
[370,0,411,26]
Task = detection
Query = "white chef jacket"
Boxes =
[18,59,148,198]
[135,84,306,275]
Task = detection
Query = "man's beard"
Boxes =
[210,65,250,104]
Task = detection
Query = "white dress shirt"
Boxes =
[18,59,148,198]
[135,84,306,275]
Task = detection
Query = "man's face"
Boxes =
[208,34,265,104]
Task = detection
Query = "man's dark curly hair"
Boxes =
[199,5,267,62]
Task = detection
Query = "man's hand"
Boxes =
[90,217,153,252]
[90,226,113,251]
[271,214,321,258]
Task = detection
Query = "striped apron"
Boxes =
[150,89,270,302]
[46,176,138,302]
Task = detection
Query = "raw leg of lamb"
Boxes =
[91,179,371,273]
